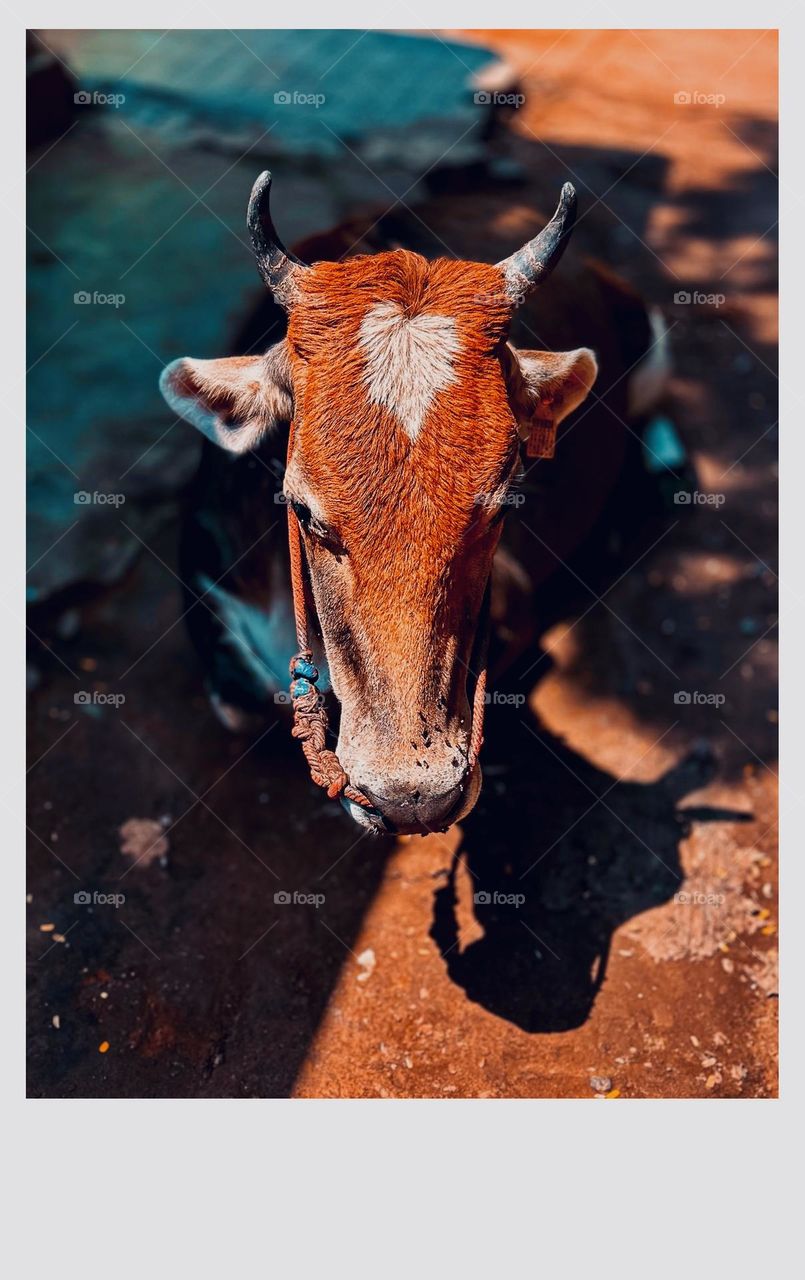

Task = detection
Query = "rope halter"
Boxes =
[285,494,489,813]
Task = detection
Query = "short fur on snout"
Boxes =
[161,248,597,833]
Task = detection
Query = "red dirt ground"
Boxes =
[297,29,779,1098]
[27,29,777,1097]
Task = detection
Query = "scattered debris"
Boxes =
[52,1015,60,1029]
[356,948,376,983]
[590,1075,612,1093]
[118,817,170,868]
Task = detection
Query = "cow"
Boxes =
[160,172,669,837]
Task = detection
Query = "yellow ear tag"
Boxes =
[525,414,557,459]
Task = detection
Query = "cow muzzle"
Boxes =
[339,759,483,836]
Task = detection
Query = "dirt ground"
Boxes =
[27,29,778,1097]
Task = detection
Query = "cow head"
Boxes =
[161,173,597,835]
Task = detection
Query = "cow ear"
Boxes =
[505,345,597,457]
[159,341,293,454]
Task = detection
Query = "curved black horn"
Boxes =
[497,182,577,304]
[247,170,308,309]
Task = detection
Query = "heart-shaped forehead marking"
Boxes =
[358,300,461,441]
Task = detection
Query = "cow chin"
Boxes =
[340,761,483,837]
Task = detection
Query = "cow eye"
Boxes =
[290,498,312,528]
[290,498,345,555]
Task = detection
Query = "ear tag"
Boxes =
[525,413,557,459]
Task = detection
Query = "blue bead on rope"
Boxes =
[292,658,318,681]
[290,677,313,699]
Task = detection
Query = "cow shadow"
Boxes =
[430,681,752,1032]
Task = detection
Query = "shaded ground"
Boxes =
[27,29,777,1097]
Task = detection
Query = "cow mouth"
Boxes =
[340,759,482,837]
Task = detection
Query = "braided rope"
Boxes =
[284,454,489,809]
[287,502,375,808]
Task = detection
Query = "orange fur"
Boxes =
[161,247,598,831]
[286,255,514,726]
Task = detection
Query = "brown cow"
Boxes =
[161,172,668,836]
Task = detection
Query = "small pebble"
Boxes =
[589,1075,611,1093]
[356,948,376,983]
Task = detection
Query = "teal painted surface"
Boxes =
[28,29,496,601]
[63,29,494,154]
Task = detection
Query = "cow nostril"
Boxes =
[412,790,421,803]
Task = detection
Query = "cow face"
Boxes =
[161,175,597,835]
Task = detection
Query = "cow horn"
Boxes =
[497,182,577,304]
[247,170,309,309]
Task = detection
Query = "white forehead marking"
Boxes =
[358,300,460,441]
